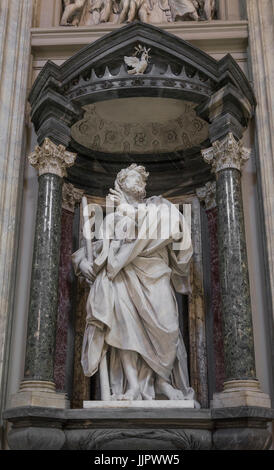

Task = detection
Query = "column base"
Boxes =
[9,380,70,409]
[211,380,271,408]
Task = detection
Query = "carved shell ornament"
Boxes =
[124,45,151,75]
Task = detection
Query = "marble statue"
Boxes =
[118,0,150,23]
[169,0,199,21]
[60,0,86,25]
[124,45,151,74]
[89,0,115,24]
[60,0,215,25]
[72,164,198,404]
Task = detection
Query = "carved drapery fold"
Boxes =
[60,0,216,27]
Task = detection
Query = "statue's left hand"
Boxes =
[79,258,96,282]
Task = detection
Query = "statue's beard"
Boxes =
[121,181,146,200]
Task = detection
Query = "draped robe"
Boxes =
[72,196,195,400]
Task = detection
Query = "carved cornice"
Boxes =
[196,181,216,210]
[201,133,250,174]
[62,182,84,212]
[29,138,77,177]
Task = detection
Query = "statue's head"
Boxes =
[115,164,149,200]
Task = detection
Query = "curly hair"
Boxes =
[115,164,149,200]
[116,164,149,187]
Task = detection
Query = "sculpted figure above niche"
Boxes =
[60,0,216,26]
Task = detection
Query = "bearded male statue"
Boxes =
[72,164,198,405]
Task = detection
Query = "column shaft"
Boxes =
[202,133,271,407]
[24,174,63,383]
[10,138,76,408]
[216,168,256,381]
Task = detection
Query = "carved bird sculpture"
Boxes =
[124,45,151,75]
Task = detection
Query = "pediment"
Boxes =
[30,21,254,111]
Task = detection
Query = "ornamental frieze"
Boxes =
[60,0,216,27]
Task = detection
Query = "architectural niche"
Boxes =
[3,21,273,451]
[60,0,216,26]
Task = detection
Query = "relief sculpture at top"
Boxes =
[60,0,215,26]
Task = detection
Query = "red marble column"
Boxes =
[197,182,225,392]
[54,183,83,393]
[206,206,225,392]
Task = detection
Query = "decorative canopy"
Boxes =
[29,22,255,197]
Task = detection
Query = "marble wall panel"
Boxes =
[206,207,225,392]
[54,209,75,392]
[188,198,208,408]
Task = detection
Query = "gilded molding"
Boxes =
[29,138,77,178]
[202,133,250,174]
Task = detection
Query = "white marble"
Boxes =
[83,400,195,409]
[202,132,250,174]
[29,138,77,178]
[124,45,151,75]
[73,164,196,404]
[247,0,274,334]
[60,0,216,26]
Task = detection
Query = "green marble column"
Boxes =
[24,173,63,382]
[21,138,76,395]
[202,133,256,384]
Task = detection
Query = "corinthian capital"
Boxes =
[29,138,77,178]
[202,133,250,174]
[62,182,84,212]
[196,181,216,210]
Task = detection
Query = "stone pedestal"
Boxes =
[83,400,195,409]
[11,139,76,409]
[11,381,69,409]
[3,406,273,450]
[211,380,271,408]
[202,133,271,408]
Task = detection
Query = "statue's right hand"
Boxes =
[79,258,96,282]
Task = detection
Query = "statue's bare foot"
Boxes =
[155,378,185,400]
[142,393,154,400]
[110,394,123,401]
[121,388,142,401]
